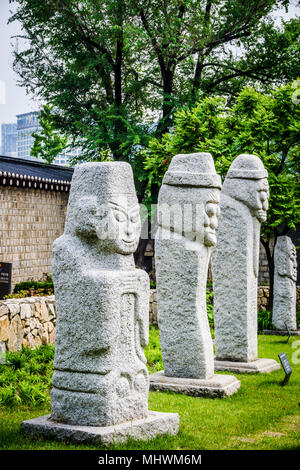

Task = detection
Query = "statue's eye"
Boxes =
[130,211,139,223]
[113,210,126,222]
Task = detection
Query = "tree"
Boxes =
[30,105,68,164]
[10,0,299,271]
[144,83,300,309]
[10,0,299,175]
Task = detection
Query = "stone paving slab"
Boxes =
[21,411,179,445]
[149,371,240,398]
[214,358,281,374]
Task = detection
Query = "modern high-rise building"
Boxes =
[16,111,79,166]
[1,123,17,158]
[17,111,42,161]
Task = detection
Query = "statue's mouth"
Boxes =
[122,239,135,244]
[256,209,266,220]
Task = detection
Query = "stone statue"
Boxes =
[272,236,297,331]
[51,162,150,426]
[21,162,179,443]
[155,152,222,379]
[212,154,279,373]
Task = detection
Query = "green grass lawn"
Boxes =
[0,326,299,450]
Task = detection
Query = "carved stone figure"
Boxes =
[21,162,179,443]
[155,152,222,379]
[213,154,270,363]
[50,162,150,426]
[272,236,297,331]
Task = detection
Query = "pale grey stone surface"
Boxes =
[214,358,280,374]
[51,162,151,427]
[21,411,179,445]
[155,153,222,379]
[262,330,300,336]
[272,236,297,331]
[212,154,269,363]
[149,371,240,397]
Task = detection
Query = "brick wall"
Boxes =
[0,186,69,289]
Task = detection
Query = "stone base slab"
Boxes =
[149,371,240,398]
[214,358,281,374]
[21,411,179,445]
[262,330,300,336]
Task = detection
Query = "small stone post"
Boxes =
[273,236,297,331]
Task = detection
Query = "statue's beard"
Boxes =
[255,209,267,223]
[204,230,217,247]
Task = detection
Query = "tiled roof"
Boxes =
[0,155,74,192]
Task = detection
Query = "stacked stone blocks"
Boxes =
[0,296,56,353]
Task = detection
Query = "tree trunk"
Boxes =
[155,68,175,137]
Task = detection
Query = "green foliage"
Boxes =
[145,83,300,238]
[4,274,55,299]
[206,289,214,329]
[30,105,68,164]
[10,0,299,172]
[0,334,299,450]
[3,290,30,300]
[257,310,274,332]
[13,281,54,295]
[145,325,163,374]
[0,345,54,408]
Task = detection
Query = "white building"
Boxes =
[16,111,79,166]
[1,123,17,158]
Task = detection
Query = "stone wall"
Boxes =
[258,285,300,311]
[0,186,69,289]
[149,289,158,325]
[1,287,299,353]
[0,296,56,353]
[258,242,270,285]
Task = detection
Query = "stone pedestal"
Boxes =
[262,330,300,336]
[214,358,280,374]
[21,411,179,445]
[149,371,240,398]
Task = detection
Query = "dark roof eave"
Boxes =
[0,155,74,192]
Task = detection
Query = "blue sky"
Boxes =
[0,0,299,142]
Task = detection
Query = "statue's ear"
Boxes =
[74,196,98,238]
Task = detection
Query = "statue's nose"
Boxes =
[125,220,134,237]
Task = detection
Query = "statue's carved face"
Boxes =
[106,200,141,254]
[253,178,269,223]
[204,192,221,247]
[74,196,141,254]
[224,177,269,223]
[157,187,220,248]
[279,246,297,281]
[289,247,298,282]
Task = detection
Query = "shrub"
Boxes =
[257,310,274,332]
[0,345,54,408]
